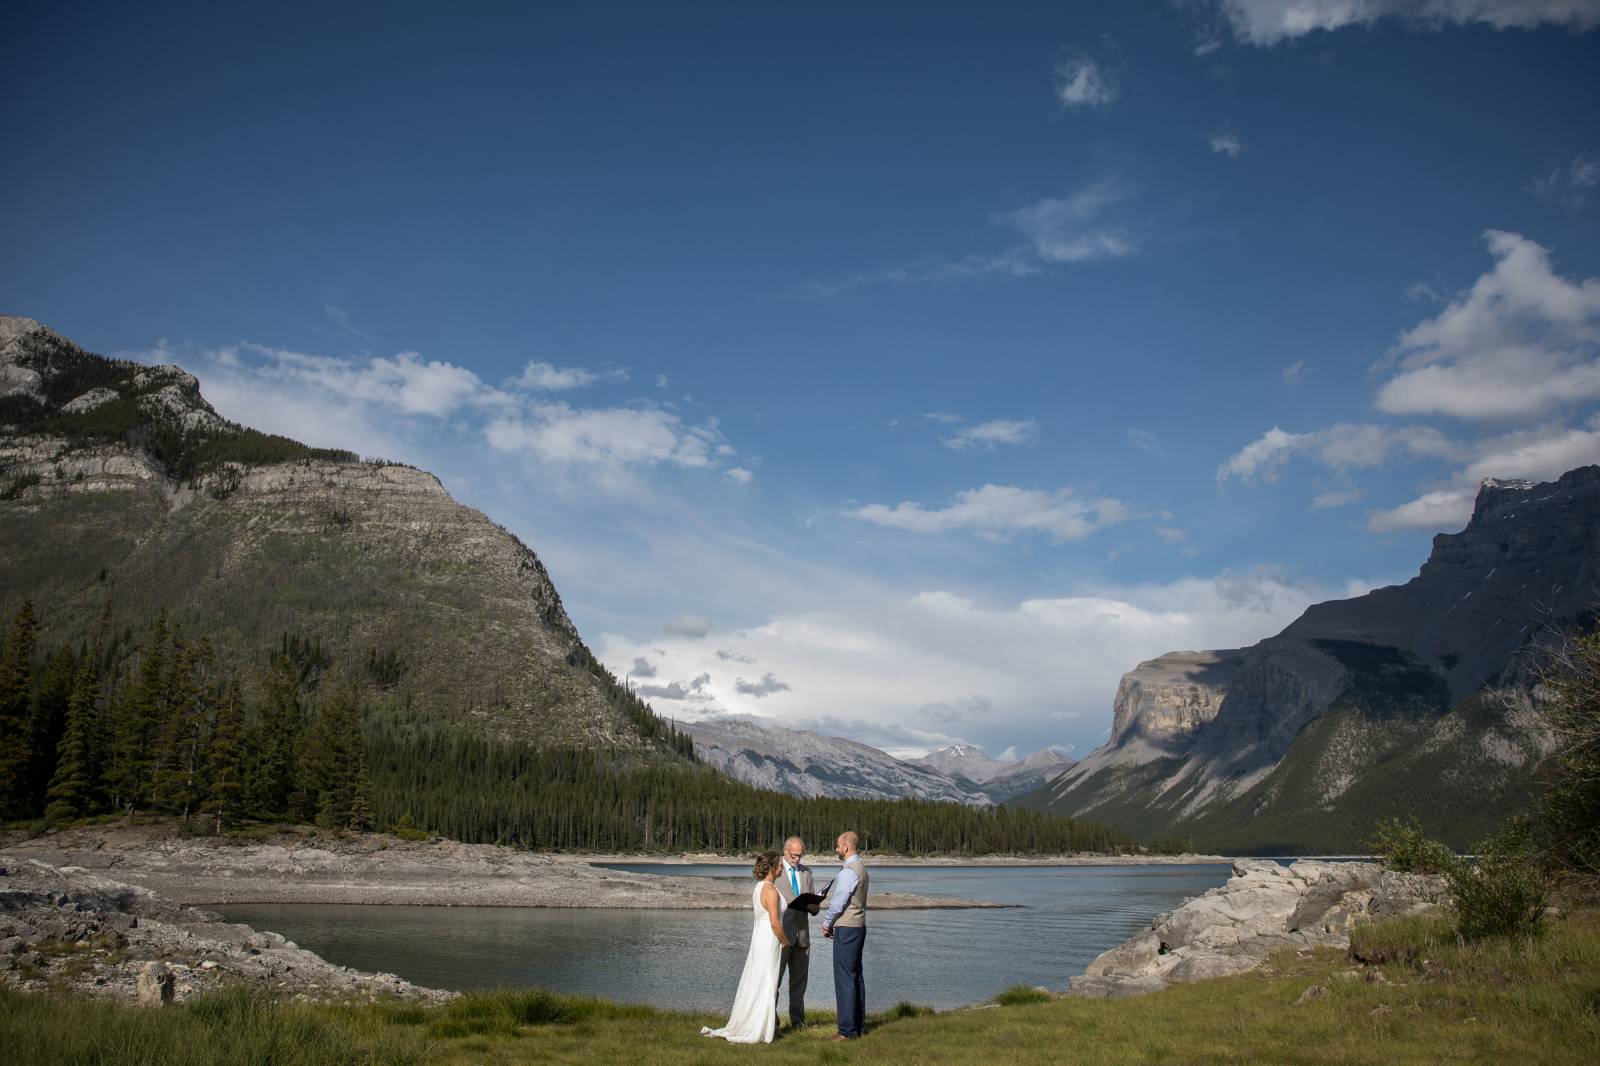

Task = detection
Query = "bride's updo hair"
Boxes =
[752,851,782,880]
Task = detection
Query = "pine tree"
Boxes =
[203,677,246,832]
[152,638,212,822]
[249,653,301,818]
[25,647,77,812]
[106,612,168,811]
[44,659,99,823]
[0,600,39,816]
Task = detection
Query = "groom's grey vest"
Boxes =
[833,860,869,928]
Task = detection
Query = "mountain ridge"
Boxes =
[1019,468,1596,851]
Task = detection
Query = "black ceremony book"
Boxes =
[786,878,833,911]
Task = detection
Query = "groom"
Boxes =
[773,835,818,1028]
[820,830,868,1041]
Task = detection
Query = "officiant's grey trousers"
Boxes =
[832,926,865,1038]
[777,942,808,1025]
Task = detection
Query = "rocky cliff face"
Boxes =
[685,717,992,805]
[0,315,668,750]
[1023,469,1597,851]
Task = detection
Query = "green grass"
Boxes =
[5,913,1600,1065]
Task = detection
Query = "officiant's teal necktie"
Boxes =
[789,866,799,895]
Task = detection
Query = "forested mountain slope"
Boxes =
[0,315,680,753]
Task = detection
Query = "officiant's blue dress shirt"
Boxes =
[822,855,862,929]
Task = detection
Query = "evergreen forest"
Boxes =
[0,600,1133,856]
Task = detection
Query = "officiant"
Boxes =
[774,835,820,1028]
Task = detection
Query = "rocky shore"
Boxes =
[0,825,1002,909]
[0,859,447,1004]
[1069,858,1446,998]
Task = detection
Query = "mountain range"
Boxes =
[1019,467,1596,852]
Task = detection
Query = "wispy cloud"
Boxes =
[1212,0,1600,47]
[1126,427,1165,455]
[1282,360,1310,384]
[794,180,1136,301]
[848,484,1137,543]
[1055,51,1119,108]
[942,418,1040,451]
[514,361,628,391]
[1526,152,1600,208]
[1210,126,1243,157]
[1218,423,1454,484]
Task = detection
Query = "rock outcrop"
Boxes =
[1024,468,1598,852]
[1069,859,1444,998]
[0,858,448,1003]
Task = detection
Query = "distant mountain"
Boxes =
[683,717,991,806]
[0,315,684,753]
[981,749,1077,803]
[913,744,1013,784]
[1019,469,1600,852]
[912,744,1075,803]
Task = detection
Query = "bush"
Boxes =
[1368,816,1459,874]
[993,985,1051,1006]
[1449,821,1551,941]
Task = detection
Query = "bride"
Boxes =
[701,850,791,1044]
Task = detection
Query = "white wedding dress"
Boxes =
[701,882,782,1044]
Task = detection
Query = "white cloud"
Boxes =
[1210,127,1244,157]
[1216,0,1600,46]
[848,484,1136,543]
[942,418,1040,451]
[1217,426,1317,483]
[514,361,628,391]
[1368,420,1600,530]
[485,403,723,468]
[1283,359,1310,384]
[1219,423,1456,484]
[723,466,754,485]
[1005,181,1138,263]
[1055,53,1119,108]
[598,567,1330,758]
[1377,231,1600,421]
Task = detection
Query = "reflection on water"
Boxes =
[217,863,1232,1011]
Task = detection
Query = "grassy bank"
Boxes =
[4,913,1597,1065]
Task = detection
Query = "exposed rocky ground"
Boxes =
[0,858,448,1004]
[0,825,1001,909]
[1069,859,1445,998]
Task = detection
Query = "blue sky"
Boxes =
[5,1,1600,759]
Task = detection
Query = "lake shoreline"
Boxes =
[0,825,1015,911]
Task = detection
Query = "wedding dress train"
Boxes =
[701,882,782,1044]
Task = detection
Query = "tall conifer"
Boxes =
[0,600,39,814]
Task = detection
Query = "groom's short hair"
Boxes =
[839,830,860,851]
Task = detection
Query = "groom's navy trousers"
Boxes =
[832,926,866,1037]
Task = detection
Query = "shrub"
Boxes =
[1368,816,1459,875]
[1449,821,1550,941]
[994,986,1051,1006]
